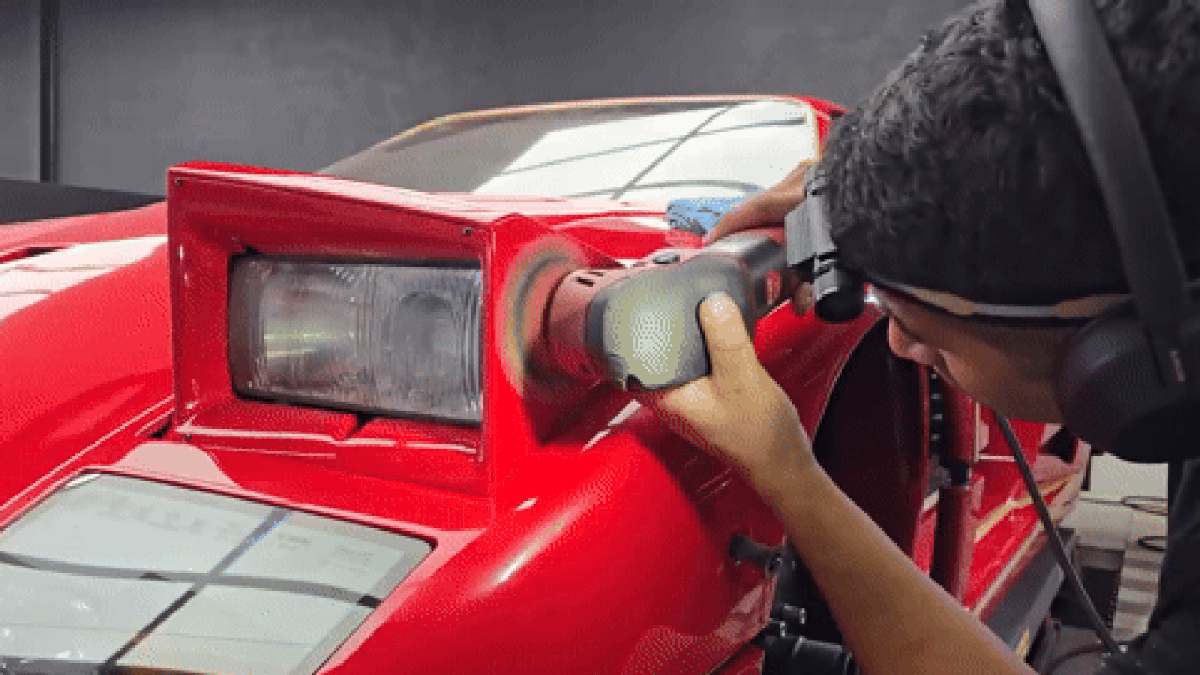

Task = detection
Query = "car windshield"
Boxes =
[322,98,819,204]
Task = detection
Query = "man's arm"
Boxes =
[639,293,1034,675]
[638,162,1034,674]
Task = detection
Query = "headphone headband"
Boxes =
[869,278,1129,325]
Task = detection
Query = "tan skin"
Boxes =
[878,289,1066,424]
[637,163,1071,675]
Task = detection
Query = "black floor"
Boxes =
[1033,544,1143,675]
[1037,624,1110,675]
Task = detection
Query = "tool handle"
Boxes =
[580,228,796,390]
[543,215,866,390]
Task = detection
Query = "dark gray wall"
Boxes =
[2,0,968,195]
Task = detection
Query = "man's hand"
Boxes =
[639,160,824,484]
[635,293,818,494]
[707,160,818,316]
[704,160,815,244]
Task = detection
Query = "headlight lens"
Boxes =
[229,258,483,424]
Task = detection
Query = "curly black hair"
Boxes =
[822,0,1200,306]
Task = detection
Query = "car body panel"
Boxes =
[0,95,1085,673]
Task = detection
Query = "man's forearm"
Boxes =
[757,462,1035,675]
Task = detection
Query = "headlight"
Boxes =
[229,257,483,424]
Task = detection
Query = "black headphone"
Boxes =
[1029,0,1200,462]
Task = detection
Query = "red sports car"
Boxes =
[0,95,1088,674]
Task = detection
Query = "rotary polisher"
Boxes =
[533,182,865,391]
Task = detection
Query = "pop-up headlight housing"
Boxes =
[229,258,482,424]
[167,163,624,494]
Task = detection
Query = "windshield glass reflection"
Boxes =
[0,473,431,675]
[322,99,818,204]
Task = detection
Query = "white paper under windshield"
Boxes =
[0,474,432,675]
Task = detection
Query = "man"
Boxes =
[639,1,1200,673]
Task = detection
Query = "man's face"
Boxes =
[874,289,1066,423]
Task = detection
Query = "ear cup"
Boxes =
[1057,300,1200,462]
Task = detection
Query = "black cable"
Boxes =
[1079,495,1168,516]
[1079,496,1124,506]
[1136,535,1167,553]
[1075,492,1166,511]
[1121,495,1168,517]
[993,413,1124,659]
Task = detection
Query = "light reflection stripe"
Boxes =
[0,550,378,607]
[175,422,395,447]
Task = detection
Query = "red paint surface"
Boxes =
[0,95,1080,673]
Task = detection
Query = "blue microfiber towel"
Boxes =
[665,197,750,236]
